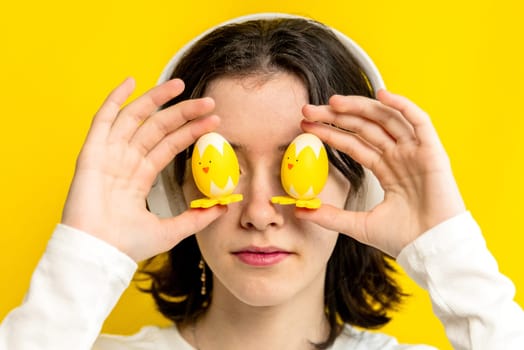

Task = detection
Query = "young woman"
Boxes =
[1,13,523,350]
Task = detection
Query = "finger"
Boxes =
[377,90,440,146]
[145,114,220,174]
[303,104,396,152]
[295,204,373,247]
[159,205,227,247]
[130,97,215,155]
[329,94,417,144]
[301,120,382,171]
[109,79,185,143]
[85,77,136,145]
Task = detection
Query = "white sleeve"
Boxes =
[397,212,524,350]
[0,224,137,350]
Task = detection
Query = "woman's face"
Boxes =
[182,73,350,308]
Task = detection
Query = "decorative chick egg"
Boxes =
[271,133,328,209]
[190,132,243,208]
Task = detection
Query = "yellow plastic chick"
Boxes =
[271,133,328,209]
[190,132,243,208]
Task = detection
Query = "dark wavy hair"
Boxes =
[140,17,404,349]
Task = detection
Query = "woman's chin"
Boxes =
[217,279,298,308]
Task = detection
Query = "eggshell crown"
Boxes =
[147,12,385,218]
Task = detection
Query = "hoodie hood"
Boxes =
[147,12,385,218]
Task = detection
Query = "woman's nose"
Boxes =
[239,173,284,231]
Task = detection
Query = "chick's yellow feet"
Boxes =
[190,194,243,208]
[271,196,322,209]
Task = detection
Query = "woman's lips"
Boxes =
[232,247,291,266]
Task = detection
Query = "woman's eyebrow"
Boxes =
[230,142,289,152]
[277,144,289,152]
[230,142,243,151]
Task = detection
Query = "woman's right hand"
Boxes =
[61,78,226,262]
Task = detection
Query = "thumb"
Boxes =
[295,204,371,245]
[160,205,228,246]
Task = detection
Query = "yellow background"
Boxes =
[1,1,522,348]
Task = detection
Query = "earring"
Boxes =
[198,258,206,296]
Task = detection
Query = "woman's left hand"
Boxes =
[297,90,465,257]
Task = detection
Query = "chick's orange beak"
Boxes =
[203,167,209,173]
[287,163,293,170]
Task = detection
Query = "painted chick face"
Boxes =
[192,132,240,198]
[281,133,328,200]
